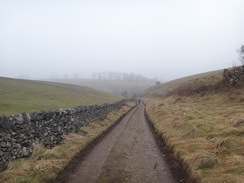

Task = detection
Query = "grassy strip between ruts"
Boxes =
[0,102,136,183]
[143,88,244,183]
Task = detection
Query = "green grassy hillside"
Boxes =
[142,69,244,183]
[0,77,123,116]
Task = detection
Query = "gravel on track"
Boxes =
[56,101,184,183]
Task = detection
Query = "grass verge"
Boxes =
[0,102,136,183]
[143,88,244,183]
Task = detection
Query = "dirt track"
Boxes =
[61,102,179,183]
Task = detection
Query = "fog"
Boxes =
[0,0,244,81]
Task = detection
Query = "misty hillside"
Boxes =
[142,68,244,183]
[143,69,223,97]
[45,78,155,97]
[0,77,123,116]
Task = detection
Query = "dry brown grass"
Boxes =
[144,70,223,97]
[143,88,244,183]
[0,102,136,183]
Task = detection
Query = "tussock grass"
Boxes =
[144,70,223,97]
[143,89,244,182]
[142,69,244,183]
[0,102,136,183]
[0,77,123,115]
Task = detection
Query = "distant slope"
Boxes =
[0,77,123,115]
[143,69,223,97]
[45,78,155,97]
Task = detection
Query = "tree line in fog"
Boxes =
[92,71,155,82]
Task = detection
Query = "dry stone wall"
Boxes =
[0,99,132,171]
[223,66,244,85]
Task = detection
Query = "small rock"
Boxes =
[7,147,13,152]
[15,114,24,124]
[43,132,48,136]
[16,144,21,149]
[6,142,11,147]
[0,132,6,138]
[22,147,29,156]
[24,113,31,123]
[1,142,6,147]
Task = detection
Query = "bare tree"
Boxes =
[108,72,112,80]
[73,73,80,79]
[102,71,107,80]
[156,81,161,85]
[92,72,97,79]
[121,90,128,98]
[238,45,244,65]
[97,73,102,80]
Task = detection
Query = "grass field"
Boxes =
[0,77,123,116]
[142,69,244,183]
[0,102,136,183]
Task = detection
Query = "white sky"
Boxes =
[0,0,244,81]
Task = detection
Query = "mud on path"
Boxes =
[58,102,180,183]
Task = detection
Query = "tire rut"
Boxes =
[61,101,179,183]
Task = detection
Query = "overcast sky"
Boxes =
[0,0,244,81]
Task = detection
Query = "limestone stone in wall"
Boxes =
[0,99,132,171]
